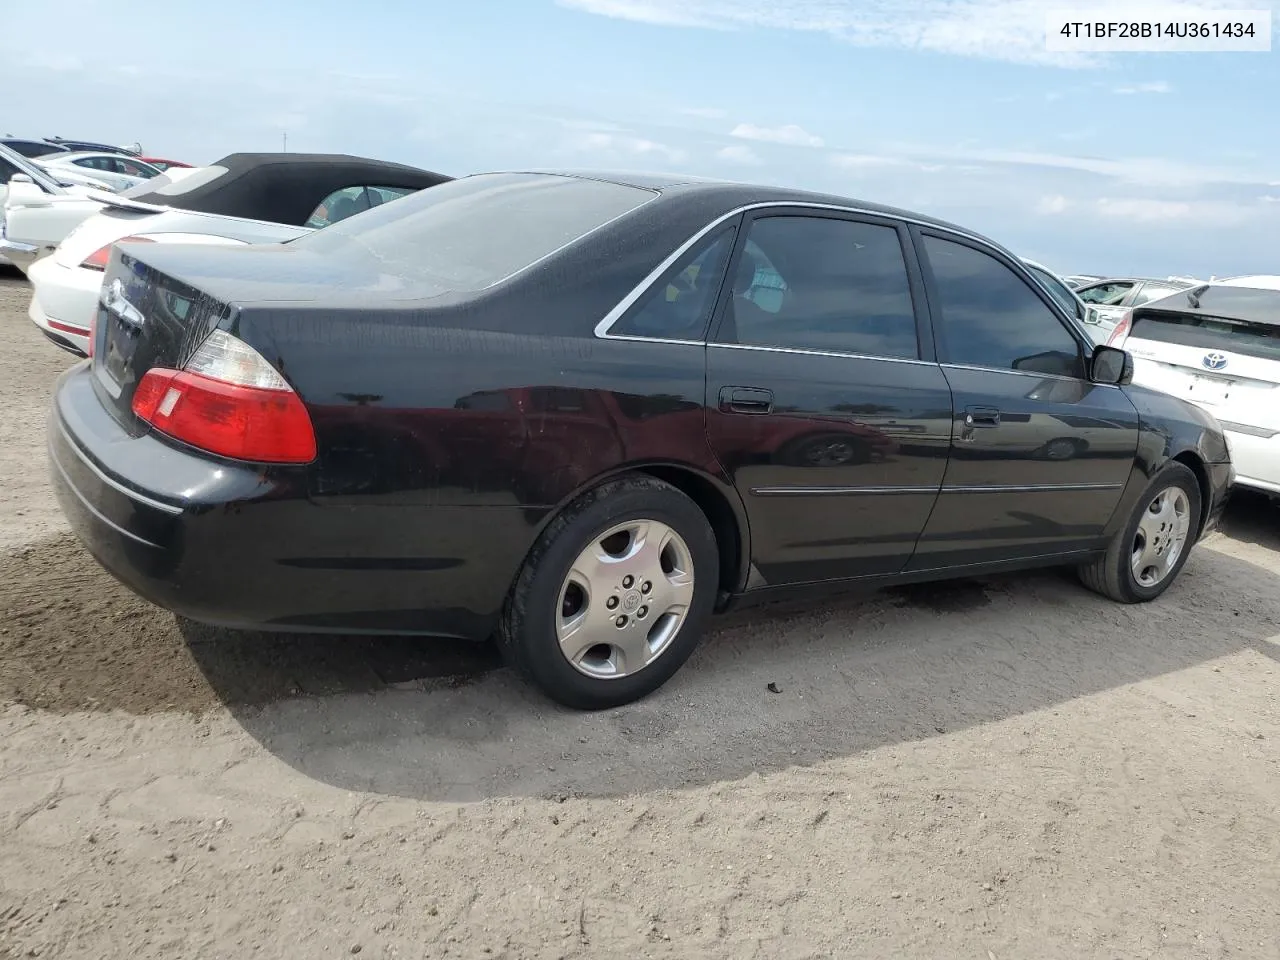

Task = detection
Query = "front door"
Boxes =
[702,210,954,586]
[908,231,1141,569]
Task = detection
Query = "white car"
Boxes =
[34,151,159,193]
[20,152,452,355]
[0,144,111,268]
[1107,281,1280,497]
[1073,276,1199,342]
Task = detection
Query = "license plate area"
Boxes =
[101,309,144,390]
[1187,374,1232,406]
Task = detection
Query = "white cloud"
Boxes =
[731,122,824,147]
[928,146,1263,188]
[717,144,763,164]
[564,131,688,164]
[553,0,1131,65]
[1035,194,1070,214]
[1262,195,1280,203]
[830,153,949,174]
[680,106,728,119]
[555,0,728,27]
[1114,80,1172,94]
[25,51,84,72]
[1093,197,1254,226]
[558,118,630,132]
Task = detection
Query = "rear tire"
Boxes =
[1078,462,1201,603]
[498,474,720,709]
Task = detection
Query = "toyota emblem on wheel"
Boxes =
[1202,351,1228,371]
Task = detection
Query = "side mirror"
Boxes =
[1091,345,1134,385]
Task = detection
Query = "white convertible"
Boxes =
[1107,280,1280,497]
[12,152,451,355]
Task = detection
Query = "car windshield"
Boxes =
[288,172,657,292]
[1027,265,1080,315]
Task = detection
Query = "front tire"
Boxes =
[499,474,720,709]
[1078,462,1201,603]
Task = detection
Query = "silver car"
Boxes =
[1074,276,1199,340]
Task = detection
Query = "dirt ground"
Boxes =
[1,267,1278,960]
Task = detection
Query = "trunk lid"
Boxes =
[89,242,440,431]
[1123,308,1280,431]
[91,251,233,431]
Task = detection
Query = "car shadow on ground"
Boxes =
[4,499,1278,802]
[184,499,1280,802]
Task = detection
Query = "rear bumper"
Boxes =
[1203,460,1233,537]
[48,363,530,639]
[1221,426,1280,496]
[0,237,39,274]
[27,256,98,355]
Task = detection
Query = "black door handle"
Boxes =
[719,386,774,415]
[964,405,1001,427]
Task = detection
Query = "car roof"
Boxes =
[1215,275,1280,291]
[1136,284,1280,326]
[44,151,131,161]
[116,153,454,226]
[511,168,994,240]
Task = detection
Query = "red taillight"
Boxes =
[131,331,316,464]
[81,235,155,271]
[1106,310,1133,346]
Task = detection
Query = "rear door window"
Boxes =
[715,214,921,361]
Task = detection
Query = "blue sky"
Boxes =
[5,0,1278,276]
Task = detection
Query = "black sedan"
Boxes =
[48,171,1233,709]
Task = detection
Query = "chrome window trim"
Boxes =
[593,199,1104,376]
[593,201,992,341]
[709,341,935,367]
[940,361,1121,388]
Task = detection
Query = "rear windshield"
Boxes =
[288,172,656,292]
[1131,311,1280,362]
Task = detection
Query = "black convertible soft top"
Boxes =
[118,152,453,226]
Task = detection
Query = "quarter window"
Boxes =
[611,228,736,340]
[716,215,919,360]
[923,236,1084,378]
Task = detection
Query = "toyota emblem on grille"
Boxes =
[1201,351,1227,371]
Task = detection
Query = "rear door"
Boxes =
[696,208,953,585]
[909,231,1140,569]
